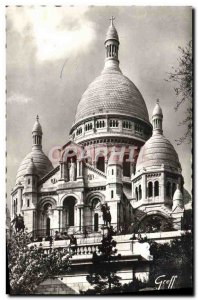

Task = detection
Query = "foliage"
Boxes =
[166,41,192,145]
[7,230,71,295]
[82,228,122,294]
[148,231,193,289]
[81,227,147,295]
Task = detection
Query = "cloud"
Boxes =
[7,7,96,62]
[7,93,32,104]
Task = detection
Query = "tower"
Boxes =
[23,157,38,232]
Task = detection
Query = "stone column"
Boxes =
[78,205,84,231]
[161,172,165,200]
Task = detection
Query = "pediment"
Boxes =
[38,166,60,187]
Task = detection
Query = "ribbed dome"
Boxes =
[16,149,53,184]
[136,134,181,172]
[74,69,149,124]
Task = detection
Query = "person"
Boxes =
[69,234,77,253]
[54,231,61,240]
[83,227,88,238]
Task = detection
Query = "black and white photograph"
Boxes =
[6,5,193,295]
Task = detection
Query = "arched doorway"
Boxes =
[91,198,102,231]
[63,197,76,228]
[42,203,53,236]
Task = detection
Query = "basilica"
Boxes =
[11,18,186,239]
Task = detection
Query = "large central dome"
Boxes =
[74,68,149,124]
[70,19,152,145]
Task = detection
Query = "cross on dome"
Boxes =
[109,16,115,26]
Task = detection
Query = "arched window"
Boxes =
[96,156,105,173]
[63,197,76,227]
[135,187,139,200]
[148,182,153,197]
[166,181,171,198]
[154,181,159,196]
[172,183,176,197]
[123,154,130,177]
[139,185,142,200]
[94,213,99,231]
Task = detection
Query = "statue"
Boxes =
[11,213,25,232]
[101,203,111,226]
[69,158,76,181]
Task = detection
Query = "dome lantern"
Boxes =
[32,115,43,149]
[103,17,120,72]
[152,99,163,135]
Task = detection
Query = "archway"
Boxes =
[137,214,173,233]
[63,196,76,228]
[42,203,53,236]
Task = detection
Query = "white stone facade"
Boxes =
[10,19,186,237]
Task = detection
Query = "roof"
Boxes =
[32,115,42,134]
[152,102,163,117]
[105,23,119,42]
[16,149,53,184]
[74,68,149,124]
[136,133,181,172]
[25,157,38,175]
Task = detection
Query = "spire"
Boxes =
[32,115,43,149]
[103,17,121,73]
[152,99,163,135]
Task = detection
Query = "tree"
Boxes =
[7,230,72,295]
[148,232,193,289]
[82,228,122,294]
[166,41,192,145]
[82,227,147,295]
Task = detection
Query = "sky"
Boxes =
[6,6,192,209]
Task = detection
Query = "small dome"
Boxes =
[153,101,163,117]
[106,23,119,41]
[173,186,183,201]
[32,115,42,134]
[16,149,53,184]
[136,134,181,172]
[25,157,38,175]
